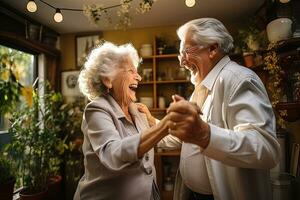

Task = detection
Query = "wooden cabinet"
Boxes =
[270,38,300,122]
[136,38,193,119]
[154,149,180,200]
[137,37,190,200]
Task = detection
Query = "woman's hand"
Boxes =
[136,103,156,127]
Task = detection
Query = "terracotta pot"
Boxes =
[243,52,255,67]
[19,188,48,200]
[0,177,15,200]
[47,175,63,200]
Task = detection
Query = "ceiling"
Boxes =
[1,0,265,34]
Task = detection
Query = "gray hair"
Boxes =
[177,18,234,54]
[78,42,140,100]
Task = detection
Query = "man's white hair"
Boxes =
[177,18,234,54]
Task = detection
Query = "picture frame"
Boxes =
[75,32,103,68]
[61,70,82,97]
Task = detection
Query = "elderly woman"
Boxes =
[74,42,170,200]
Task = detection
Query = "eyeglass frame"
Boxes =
[177,45,207,67]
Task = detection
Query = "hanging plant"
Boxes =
[263,42,287,129]
[83,0,157,30]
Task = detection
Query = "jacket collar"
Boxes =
[106,94,138,120]
[201,55,230,91]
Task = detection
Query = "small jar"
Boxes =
[164,177,174,191]
[158,97,166,109]
[293,82,300,102]
[140,44,153,57]
[177,68,187,80]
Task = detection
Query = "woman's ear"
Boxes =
[101,77,112,89]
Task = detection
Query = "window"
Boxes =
[0,44,36,131]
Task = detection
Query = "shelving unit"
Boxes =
[136,37,191,200]
[136,37,193,119]
[274,38,300,122]
[154,149,181,200]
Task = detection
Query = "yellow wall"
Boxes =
[60,25,179,71]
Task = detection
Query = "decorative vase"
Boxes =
[243,52,255,67]
[266,18,293,43]
[47,175,62,200]
[140,44,153,57]
[0,177,15,200]
[19,188,48,200]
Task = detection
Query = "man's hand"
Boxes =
[167,95,210,149]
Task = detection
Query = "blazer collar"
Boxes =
[106,94,139,119]
[201,55,230,91]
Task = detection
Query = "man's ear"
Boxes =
[209,43,219,58]
[101,77,112,89]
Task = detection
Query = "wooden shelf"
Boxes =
[276,102,300,122]
[155,54,178,58]
[0,31,60,57]
[156,80,190,84]
[139,81,154,85]
[155,149,181,156]
[162,190,174,200]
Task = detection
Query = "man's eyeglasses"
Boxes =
[177,45,205,66]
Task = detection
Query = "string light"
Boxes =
[53,9,63,23]
[26,0,37,13]
[25,0,132,23]
[185,0,196,8]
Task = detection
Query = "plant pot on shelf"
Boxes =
[19,188,48,200]
[243,52,255,67]
[47,175,63,200]
[0,177,15,200]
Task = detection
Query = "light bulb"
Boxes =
[27,0,37,12]
[279,0,290,3]
[185,0,196,7]
[54,9,63,23]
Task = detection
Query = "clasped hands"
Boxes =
[137,95,211,149]
[167,95,210,148]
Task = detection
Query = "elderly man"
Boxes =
[138,18,281,200]
[166,18,280,200]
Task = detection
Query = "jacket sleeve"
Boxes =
[83,103,141,171]
[203,76,280,169]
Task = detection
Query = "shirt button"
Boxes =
[145,153,149,161]
[145,167,152,175]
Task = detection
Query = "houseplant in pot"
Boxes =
[235,19,267,67]
[0,155,15,200]
[5,82,68,200]
[61,99,85,199]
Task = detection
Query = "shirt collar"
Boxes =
[201,55,230,91]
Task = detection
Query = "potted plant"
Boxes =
[235,19,268,68]
[5,82,68,200]
[0,155,15,200]
[61,99,85,199]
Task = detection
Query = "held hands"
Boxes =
[167,95,211,149]
[136,103,156,127]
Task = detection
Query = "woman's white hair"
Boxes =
[177,18,234,54]
[78,42,140,100]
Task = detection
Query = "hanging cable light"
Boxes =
[185,0,196,8]
[27,0,37,12]
[53,8,63,22]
